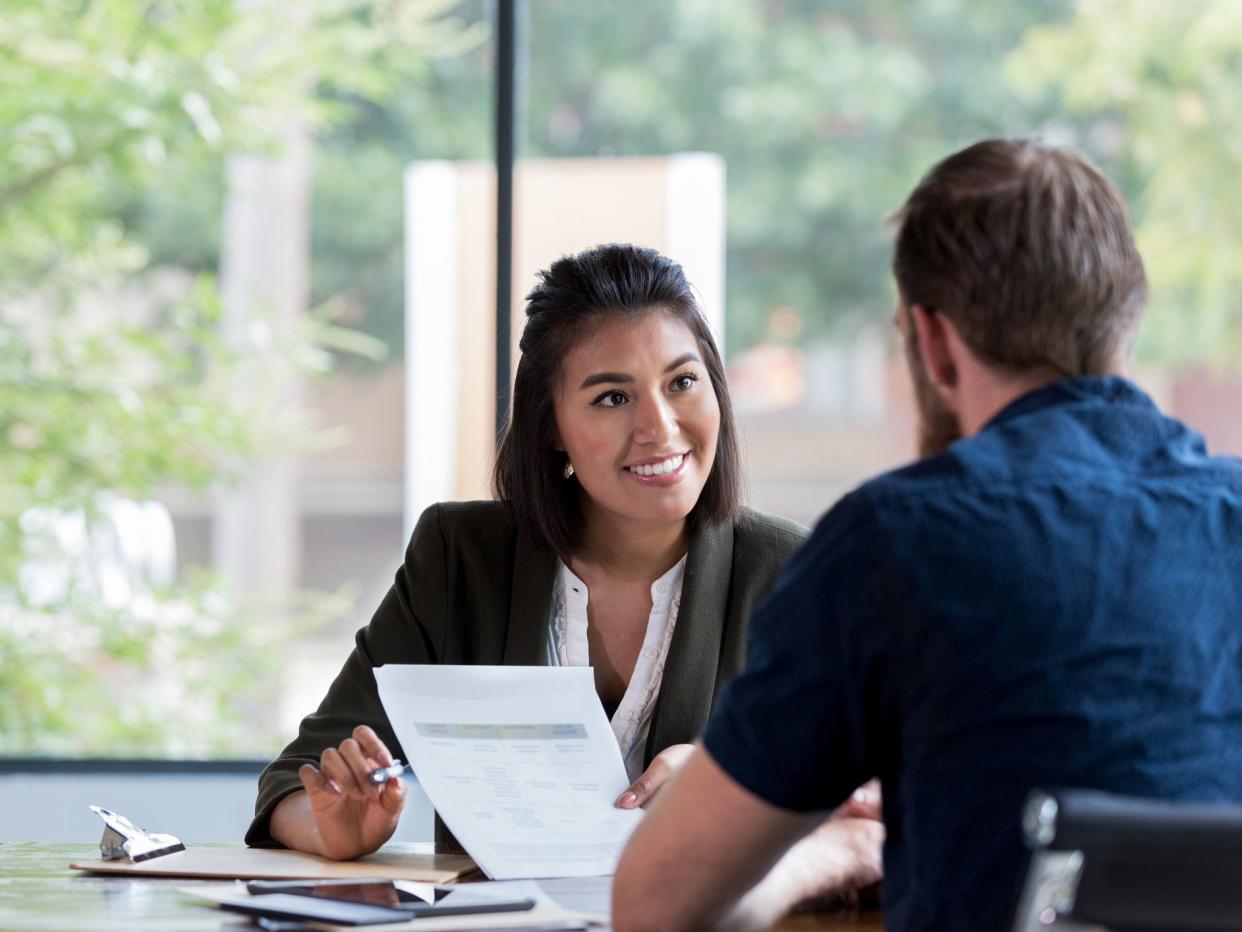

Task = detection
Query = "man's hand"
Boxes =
[836,778,882,822]
[613,748,886,932]
[757,814,884,916]
[273,725,407,861]
[615,743,695,809]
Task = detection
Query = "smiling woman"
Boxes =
[494,244,741,557]
[556,316,720,532]
[247,244,808,861]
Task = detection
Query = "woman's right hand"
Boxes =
[295,724,407,860]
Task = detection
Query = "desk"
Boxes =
[0,843,883,931]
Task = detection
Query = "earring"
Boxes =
[563,461,575,479]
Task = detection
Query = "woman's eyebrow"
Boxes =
[579,371,631,390]
[663,352,700,372]
[577,353,701,390]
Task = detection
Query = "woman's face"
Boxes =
[553,310,721,536]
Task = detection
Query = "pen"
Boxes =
[368,759,415,785]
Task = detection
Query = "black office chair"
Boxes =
[1011,788,1242,931]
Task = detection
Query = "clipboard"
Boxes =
[71,843,478,884]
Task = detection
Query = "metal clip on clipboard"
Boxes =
[90,805,185,862]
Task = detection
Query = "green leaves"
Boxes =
[1008,0,1242,367]
[0,574,356,756]
[512,0,1079,352]
[0,0,455,757]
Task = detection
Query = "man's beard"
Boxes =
[905,325,962,457]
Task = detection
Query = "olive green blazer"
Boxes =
[247,500,806,847]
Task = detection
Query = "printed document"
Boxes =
[375,665,645,879]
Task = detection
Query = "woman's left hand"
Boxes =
[615,743,696,809]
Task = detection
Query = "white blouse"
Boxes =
[545,555,687,782]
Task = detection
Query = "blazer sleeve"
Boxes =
[715,510,810,693]
[245,504,451,847]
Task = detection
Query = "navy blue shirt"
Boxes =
[703,377,1242,931]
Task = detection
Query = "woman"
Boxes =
[246,243,808,860]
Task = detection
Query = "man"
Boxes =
[612,138,1242,931]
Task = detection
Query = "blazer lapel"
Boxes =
[645,519,734,761]
[503,529,557,665]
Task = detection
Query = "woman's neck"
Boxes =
[573,508,689,583]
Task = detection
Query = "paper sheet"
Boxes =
[375,665,645,879]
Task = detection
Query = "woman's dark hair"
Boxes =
[493,243,742,555]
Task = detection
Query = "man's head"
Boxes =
[891,138,1148,455]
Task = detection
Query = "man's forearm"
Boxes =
[612,748,818,932]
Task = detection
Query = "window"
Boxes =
[5,0,1239,760]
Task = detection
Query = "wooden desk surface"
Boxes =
[0,842,883,931]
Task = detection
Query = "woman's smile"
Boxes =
[624,451,689,482]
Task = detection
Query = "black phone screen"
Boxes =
[246,879,406,906]
[308,880,404,907]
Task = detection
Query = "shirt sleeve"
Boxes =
[702,490,891,813]
[245,503,449,846]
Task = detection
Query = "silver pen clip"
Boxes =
[91,805,185,862]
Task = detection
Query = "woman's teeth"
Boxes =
[627,453,685,477]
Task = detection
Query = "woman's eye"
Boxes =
[671,372,699,392]
[593,390,628,407]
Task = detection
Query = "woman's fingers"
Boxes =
[321,746,368,801]
[338,738,382,800]
[378,771,407,814]
[616,770,656,809]
[352,724,395,768]
[312,727,400,806]
[615,743,696,808]
[298,763,342,803]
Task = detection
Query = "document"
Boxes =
[375,665,645,880]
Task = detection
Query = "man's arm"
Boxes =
[612,744,881,932]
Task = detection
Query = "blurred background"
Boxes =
[3,0,1241,788]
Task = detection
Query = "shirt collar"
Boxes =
[649,554,687,611]
[556,553,687,611]
[981,375,1156,434]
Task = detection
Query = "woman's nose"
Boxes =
[634,394,676,445]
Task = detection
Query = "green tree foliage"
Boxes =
[1008,0,1242,367]
[0,0,471,755]
[519,0,1081,352]
[115,1,1238,366]
[217,0,1074,358]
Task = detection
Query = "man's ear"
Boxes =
[910,305,958,396]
